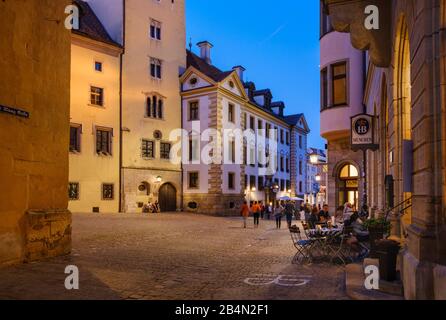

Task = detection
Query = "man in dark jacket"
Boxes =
[284,201,295,228]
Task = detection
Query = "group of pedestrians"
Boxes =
[240,200,296,229]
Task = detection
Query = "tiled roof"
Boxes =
[72,0,121,47]
[186,49,308,129]
[284,114,304,126]
[186,50,233,82]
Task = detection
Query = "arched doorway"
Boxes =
[337,164,359,210]
[158,183,177,212]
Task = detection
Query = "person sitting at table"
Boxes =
[308,206,320,229]
[343,202,354,223]
[318,204,330,223]
[346,213,370,260]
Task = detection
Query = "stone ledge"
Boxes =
[345,264,404,300]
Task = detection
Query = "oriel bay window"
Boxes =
[331,62,347,106]
[96,127,113,156]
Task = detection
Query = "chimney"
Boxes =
[197,41,213,64]
[232,65,246,82]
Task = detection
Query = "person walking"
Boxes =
[259,201,265,220]
[240,201,250,229]
[274,202,284,229]
[252,201,261,228]
[284,201,295,229]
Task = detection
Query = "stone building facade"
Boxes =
[69,0,123,213]
[181,43,310,216]
[0,0,72,265]
[323,0,446,300]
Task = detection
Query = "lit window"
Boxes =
[332,62,347,106]
[340,164,358,178]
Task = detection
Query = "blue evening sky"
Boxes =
[186,0,325,150]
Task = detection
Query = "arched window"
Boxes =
[339,164,359,179]
[338,164,359,210]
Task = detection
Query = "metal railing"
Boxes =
[384,196,413,221]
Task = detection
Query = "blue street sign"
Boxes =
[0,105,29,119]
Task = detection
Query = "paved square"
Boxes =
[0,213,348,300]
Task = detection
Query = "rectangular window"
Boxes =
[321,67,328,109]
[68,182,79,200]
[102,184,114,200]
[228,103,234,123]
[228,172,235,190]
[299,160,303,175]
[332,62,347,106]
[299,181,303,193]
[244,174,248,189]
[286,131,290,145]
[286,180,291,191]
[266,123,271,138]
[70,124,81,153]
[188,172,199,189]
[281,179,285,192]
[90,86,104,106]
[95,61,102,72]
[299,135,303,149]
[150,19,161,40]
[280,156,284,172]
[250,116,255,130]
[150,58,162,79]
[96,127,112,155]
[258,176,264,191]
[258,120,263,132]
[160,142,171,160]
[250,176,256,189]
[280,129,284,144]
[286,158,290,173]
[189,101,199,121]
[142,140,154,158]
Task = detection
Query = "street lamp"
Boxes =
[156,176,162,183]
[310,154,319,165]
[315,174,322,182]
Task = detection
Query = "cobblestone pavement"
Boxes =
[0,213,348,300]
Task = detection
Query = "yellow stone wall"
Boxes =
[0,0,72,265]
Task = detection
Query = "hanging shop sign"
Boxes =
[351,113,378,151]
[0,105,29,119]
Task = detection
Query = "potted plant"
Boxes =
[363,218,391,258]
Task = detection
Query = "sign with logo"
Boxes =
[0,105,29,119]
[351,113,378,151]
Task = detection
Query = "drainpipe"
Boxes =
[119,0,126,213]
